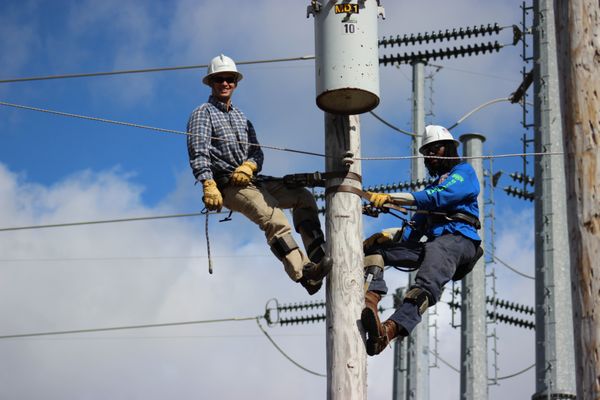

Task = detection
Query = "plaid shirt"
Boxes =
[187,96,264,182]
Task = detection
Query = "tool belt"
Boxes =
[425,211,481,230]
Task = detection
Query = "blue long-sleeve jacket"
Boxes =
[404,162,481,242]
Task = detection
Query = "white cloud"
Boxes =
[0,163,326,399]
[0,158,538,399]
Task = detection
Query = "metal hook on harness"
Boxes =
[219,210,233,222]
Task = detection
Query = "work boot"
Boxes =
[298,256,333,295]
[362,294,401,356]
[363,291,382,327]
[361,292,383,354]
[368,320,400,356]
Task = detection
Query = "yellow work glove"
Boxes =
[202,179,223,211]
[230,160,257,186]
[363,230,397,250]
[367,191,391,208]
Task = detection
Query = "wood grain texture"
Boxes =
[555,0,600,397]
[324,113,366,400]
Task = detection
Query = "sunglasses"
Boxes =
[211,76,237,84]
[423,142,445,155]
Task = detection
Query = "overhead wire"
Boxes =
[0,55,316,84]
[0,212,206,232]
[0,100,563,163]
[447,97,512,130]
[368,110,416,136]
[256,318,326,377]
[488,250,534,280]
[428,63,519,82]
[494,363,535,381]
[0,309,325,378]
[356,151,563,161]
[430,350,460,373]
[0,316,258,339]
[431,349,535,381]
[0,255,271,262]
[0,100,328,159]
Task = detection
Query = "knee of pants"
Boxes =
[223,186,292,241]
[262,208,293,241]
[295,188,318,210]
[292,191,318,224]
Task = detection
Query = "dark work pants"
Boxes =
[365,233,478,334]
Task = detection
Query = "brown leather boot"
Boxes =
[370,320,400,356]
[361,291,384,355]
[362,291,382,333]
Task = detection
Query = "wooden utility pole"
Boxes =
[325,114,366,400]
[309,1,383,398]
[554,0,600,398]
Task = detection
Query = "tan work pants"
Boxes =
[221,180,320,281]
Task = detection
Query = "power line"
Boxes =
[0,307,325,378]
[495,363,535,381]
[430,350,460,373]
[488,251,534,280]
[0,55,316,84]
[447,97,511,130]
[256,318,326,377]
[0,100,328,159]
[0,255,271,263]
[368,111,416,136]
[431,349,535,381]
[14,333,321,341]
[0,316,258,339]
[428,63,519,83]
[0,212,205,232]
[0,100,564,163]
[356,151,564,161]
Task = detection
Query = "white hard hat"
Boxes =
[419,125,460,154]
[202,54,243,86]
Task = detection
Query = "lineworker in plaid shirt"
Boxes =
[186,54,331,295]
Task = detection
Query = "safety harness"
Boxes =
[204,170,481,274]
[259,170,481,234]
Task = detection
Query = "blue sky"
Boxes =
[0,1,538,399]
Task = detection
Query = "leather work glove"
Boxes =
[363,228,401,250]
[366,191,391,208]
[202,179,223,211]
[231,160,257,186]
[363,231,393,250]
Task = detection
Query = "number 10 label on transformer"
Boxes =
[342,22,358,35]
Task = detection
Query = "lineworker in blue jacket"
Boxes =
[361,125,483,356]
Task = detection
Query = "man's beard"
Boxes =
[425,160,443,177]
